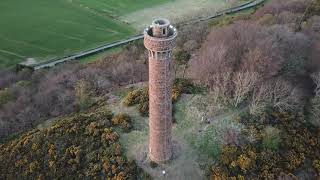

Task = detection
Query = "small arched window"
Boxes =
[162,52,166,59]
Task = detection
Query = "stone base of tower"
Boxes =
[149,133,172,163]
[133,140,201,179]
[149,148,172,163]
[148,138,180,163]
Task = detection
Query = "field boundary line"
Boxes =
[36,29,86,42]
[57,20,120,35]
[0,36,53,53]
[0,49,26,58]
[19,0,265,71]
[95,27,120,35]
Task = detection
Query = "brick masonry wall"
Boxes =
[144,36,176,51]
[148,57,173,162]
[144,21,177,163]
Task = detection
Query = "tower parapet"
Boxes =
[144,18,177,163]
[144,19,177,54]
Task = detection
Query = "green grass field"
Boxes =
[0,0,168,69]
[71,0,169,16]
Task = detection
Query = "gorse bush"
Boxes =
[122,80,196,116]
[137,88,149,116]
[212,110,320,179]
[123,88,146,107]
[237,151,257,173]
[219,145,238,166]
[172,86,181,103]
[285,150,305,171]
[313,159,320,174]
[112,113,132,132]
[123,87,149,116]
[0,106,141,179]
[218,145,257,174]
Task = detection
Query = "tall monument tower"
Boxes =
[144,19,177,163]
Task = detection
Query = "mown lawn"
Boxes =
[0,0,168,69]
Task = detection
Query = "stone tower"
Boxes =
[144,18,177,163]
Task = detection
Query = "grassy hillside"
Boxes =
[0,0,169,69]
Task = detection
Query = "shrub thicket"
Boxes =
[112,113,132,132]
[211,111,319,179]
[0,107,141,179]
[123,79,199,116]
[0,42,148,139]
[123,87,149,116]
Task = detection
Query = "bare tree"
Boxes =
[249,78,303,114]
[189,21,283,89]
[270,79,302,112]
[249,83,271,115]
[232,71,260,107]
[254,0,308,18]
[210,72,232,105]
[309,72,320,127]
[189,43,231,88]
[240,48,280,79]
[311,72,320,96]
[174,50,191,79]
[309,96,320,127]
